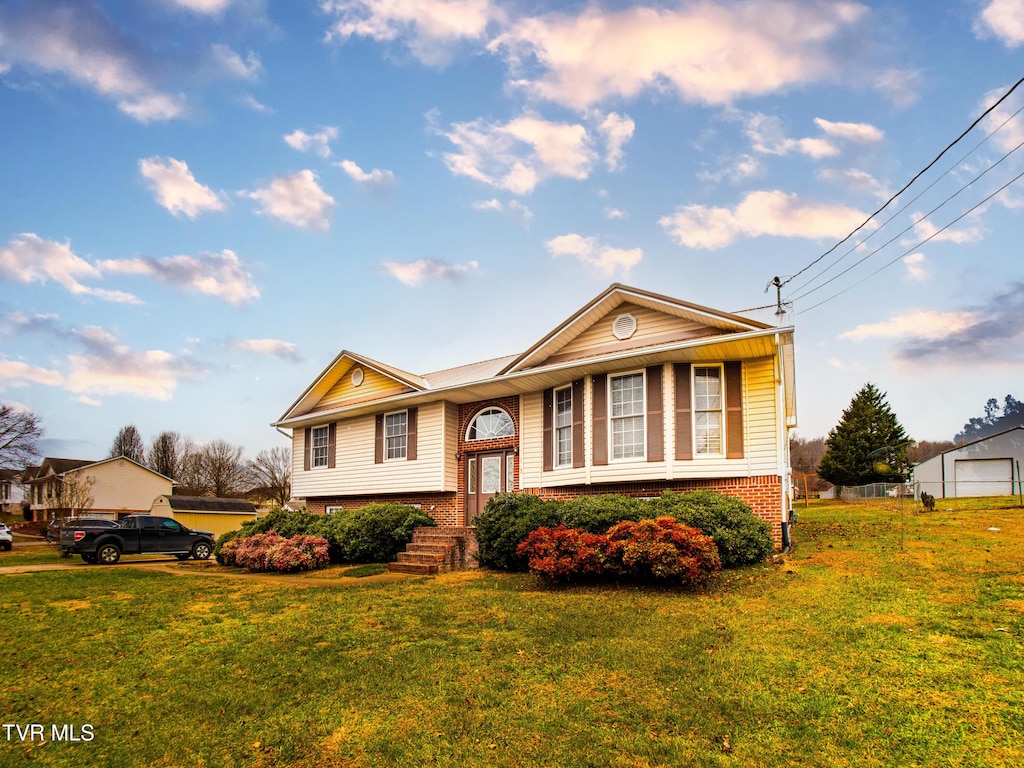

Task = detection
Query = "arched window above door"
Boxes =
[466,407,515,440]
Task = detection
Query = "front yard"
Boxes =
[1,500,1022,767]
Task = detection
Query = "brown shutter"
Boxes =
[592,374,608,466]
[674,363,692,460]
[303,427,312,471]
[374,414,384,464]
[572,378,585,469]
[646,365,664,462]
[542,388,553,472]
[327,423,337,469]
[406,407,418,461]
[725,361,744,459]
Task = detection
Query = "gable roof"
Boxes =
[30,456,174,484]
[274,283,793,428]
[156,495,256,513]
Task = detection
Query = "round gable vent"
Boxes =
[351,367,364,387]
[612,313,637,340]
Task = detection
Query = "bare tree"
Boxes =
[179,440,251,498]
[248,446,292,508]
[109,424,145,463]
[54,473,95,518]
[148,431,184,480]
[0,402,43,470]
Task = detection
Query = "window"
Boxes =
[554,386,573,467]
[466,408,515,440]
[325,506,343,515]
[385,411,408,460]
[311,425,330,468]
[611,372,645,459]
[694,366,723,455]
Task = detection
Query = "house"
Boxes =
[26,456,174,522]
[913,426,1024,498]
[0,468,29,518]
[273,284,797,553]
[150,495,260,537]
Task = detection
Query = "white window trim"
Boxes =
[609,369,646,462]
[311,425,330,469]
[554,385,573,468]
[692,364,725,458]
[325,506,343,515]
[384,409,408,462]
[465,406,515,442]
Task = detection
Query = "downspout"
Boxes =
[775,332,792,554]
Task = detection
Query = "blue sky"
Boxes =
[2,0,1024,461]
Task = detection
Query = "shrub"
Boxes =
[650,491,772,568]
[223,531,330,573]
[213,528,243,565]
[215,508,312,565]
[558,494,648,533]
[307,503,435,564]
[605,517,721,587]
[516,525,612,583]
[474,493,562,571]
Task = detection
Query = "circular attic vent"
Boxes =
[612,313,637,340]
[351,367,365,387]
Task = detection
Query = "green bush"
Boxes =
[475,493,562,571]
[649,490,772,568]
[558,494,648,533]
[307,503,435,564]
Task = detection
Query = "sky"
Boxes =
[2,0,1024,462]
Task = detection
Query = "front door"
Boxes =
[465,450,514,525]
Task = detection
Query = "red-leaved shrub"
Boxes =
[218,531,330,573]
[605,517,721,586]
[516,525,611,582]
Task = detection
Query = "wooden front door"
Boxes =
[465,450,514,525]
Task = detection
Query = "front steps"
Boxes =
[388,526,478,576]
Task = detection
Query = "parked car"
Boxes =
[60,515,215,564]
[0,524,11,552]
[46,517,119,544]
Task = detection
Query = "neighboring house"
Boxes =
[27,456,174,522]
[273,284,797,546]
[914,426,1024,498]
[150,495,260,537]
[0,468,28,517]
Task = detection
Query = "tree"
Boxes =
[148,431,184,480]
[907,440,955,465]
[53,473,95,518]
[178,440,251,498]
[247,446,292,508]
[818,383,912,488]
[0,402,43,469]
[955,394,1024,443]
[109,424,145,463]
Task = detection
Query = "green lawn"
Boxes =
[1,500,1022,767]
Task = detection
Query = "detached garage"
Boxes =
[150,495,260,537]
[914,427,1024,498]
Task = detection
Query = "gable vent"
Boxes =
[612,313,637,340]
[351,368,365,387]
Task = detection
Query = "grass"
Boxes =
[1,500,1022,767]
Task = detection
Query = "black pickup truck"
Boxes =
[60,515,216,565]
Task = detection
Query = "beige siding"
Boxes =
[314,365,412,412]
[70,460,172,515]
[292,400,454,498]
[168,511,261,538]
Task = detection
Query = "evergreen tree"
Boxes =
[818,383,911,488]
[109,424,146,463]
[955,394,1024,443]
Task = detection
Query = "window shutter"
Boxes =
[327,423,337,469]
[572,378,585,469]
[725,361,744,459]
[407,407,418,461]
[646,365,664,462]
[592,374,608,466]
[674,363,692,461]
[303,427,312,471]
[374,414,384,464]
[542,388,553,472]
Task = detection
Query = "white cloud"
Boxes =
[545,234,642,276]
[228,338,300,361]
[471,198,532,226]
[814,117,884,143]
[905,211,985,246]
[818,168,887,198]
[99,249,260,305]
[980,85,1024,154]
[381,258,479,286]
[436,111,597,194]
[472,199,503,211]
[840,310,979,341]
[211,44,262,80]
[604,207,627,220]
[597,112,635,171]
[490,2,867,110]
[873,68,921,108]
[337,159,396,191]
[697,154,762,184]
[138,156,225,219]
[659,190,865,249]
[166,0,233,14]
[284,127,339,158]
[0,234,139,303]
[239,94,273,113]
[322,0,501,65]
[975,0,1024,47]
[0,358,64,388]
[744,113,837,158]
[0,3,186,122]
[903,253,928,282]
[244,171,335,230]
